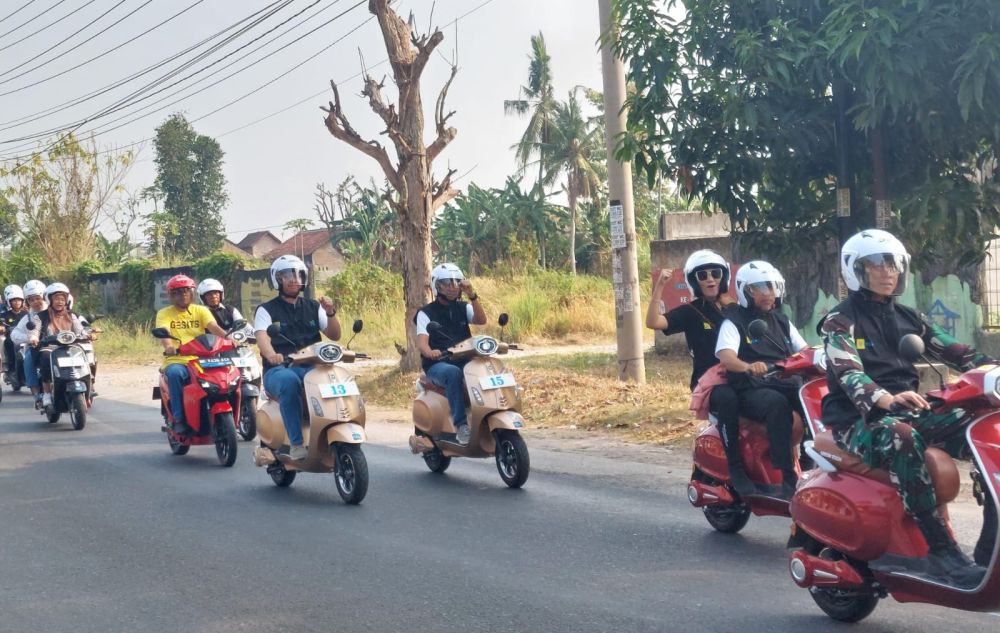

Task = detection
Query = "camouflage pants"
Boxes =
[845,408,967,515]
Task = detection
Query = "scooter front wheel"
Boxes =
[214,412,238,467]
[69,393,87,430]
[334,443,368,505]
[495,430,530,488]
[238,397,257,441]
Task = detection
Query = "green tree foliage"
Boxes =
[434,178,567,274]
[152,113,228,259]
[505,32,558,190]
[0,133,134,268]
[194,252,245,297]
[612,0,1000,277]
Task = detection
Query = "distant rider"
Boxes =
[155,274,227,433]
[415,263,487,446]
[254,255,340,461]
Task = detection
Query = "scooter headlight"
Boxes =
[317,344,343,363]
[230,330,246,343]
[474,336,498,356]
[56,331,76,345]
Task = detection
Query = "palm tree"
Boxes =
[504,32,557,191]
[537,89,606,274]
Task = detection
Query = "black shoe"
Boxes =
[728,465,757,497]
[171,421,191,435]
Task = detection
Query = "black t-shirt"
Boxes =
[662,298,725,390]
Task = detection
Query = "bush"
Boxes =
[194,252,244,295]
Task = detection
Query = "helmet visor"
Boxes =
[276,269,305,285]
[855,252,907,296]
[436,278,461,288]
[746,280,783,298]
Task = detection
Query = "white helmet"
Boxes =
[45,282,70,303]
[197,278,225,301]
[683,249,730,298]
[841,229,910,296]
[4,284,23,302]
[270,255,308,292]
[23,279,46,299]
[734,260,785,308]
[430,263,464,294]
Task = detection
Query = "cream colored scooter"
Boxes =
[253,320,369,504]
[409,313,529,488]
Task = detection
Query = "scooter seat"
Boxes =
[418,377,447,397]
[812,431,960,503]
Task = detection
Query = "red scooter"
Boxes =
[151,324,244,467]
[787,334,1000,622]
[687,321,827,533]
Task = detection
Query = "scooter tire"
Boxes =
[495,430,530,488]
[269,464,297,487]
[809,587,879,623]
[238,397,257,441]
[214,412,238,467]
[69,393,86,430]
[334,443,368,505]
[46,409,61,424]
[423,449,451,473]
[167,432,189,455]
[702,504,752,533]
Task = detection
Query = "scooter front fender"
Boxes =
[242,383,260,398]
[487,410,526,432]
[65,380,87,394]
[327,422,366,445]
[209,401,233,415]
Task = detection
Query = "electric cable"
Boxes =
[0,1,44,28]
[0,0,71,41]
[0,0,97,53]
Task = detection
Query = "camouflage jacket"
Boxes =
[820,292,991,428]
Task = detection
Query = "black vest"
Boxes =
[258,296,321,369]
[0,308,26,328]
[207,303,237,331]
[821,292,924,428]
[724,304,794,363]
[416,300,472,370]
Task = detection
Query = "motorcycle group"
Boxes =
[2,229,997,623]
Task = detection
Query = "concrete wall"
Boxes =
[310,246,347,287]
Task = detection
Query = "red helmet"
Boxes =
[166,274,196,293]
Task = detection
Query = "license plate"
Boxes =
[479,373,516,390]
[199,358,232,368]
[319,382,360,398]
[56,357,84,368]
[232,357,256,368]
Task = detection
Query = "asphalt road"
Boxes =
[1,387,997,633]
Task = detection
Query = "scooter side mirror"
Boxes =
[748,319,768,338]
[266,324,281,338]
[150,327,173,339]
[352,319,363,334]
[26,321,36,331]
[426,321,442,333]
[228,319,247,333]
[898,334,925,363]
[498,313,509,327]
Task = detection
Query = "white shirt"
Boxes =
[715,318,809,358]
[415,304,476,336]
[253,303,328,334]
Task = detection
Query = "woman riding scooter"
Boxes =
[820,229,992,587]
[715,261,809,500]
[645,250,753,494]
[10,279,49,407]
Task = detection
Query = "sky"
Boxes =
[0,0,612,244]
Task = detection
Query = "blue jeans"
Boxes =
[264,365,312,446]
[23,347,40,389]
[426,362,467,428]
[163,364,189,424]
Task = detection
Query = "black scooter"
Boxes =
[26,321,94,429]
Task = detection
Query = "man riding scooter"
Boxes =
[415,263,487,446]
[715,261,809,501]
[155,274,228,434]
[10,280,49,407]
[198,278,249,333]
[253,255,341,461]
[1,284,27,388]
[820,229,992,587]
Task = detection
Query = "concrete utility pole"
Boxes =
[598,0,645,384]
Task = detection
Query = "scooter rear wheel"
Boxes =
[334,443,368,505]
[702,504,751,533]
[423,449,451,473]
[807,547,879,622]
[214,412,238,467]
[269,463,296,487]
[167,432,189,455]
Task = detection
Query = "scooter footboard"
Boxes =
[327,423,366,445]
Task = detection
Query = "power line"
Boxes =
[0,0,71,41]
[0,0,140,81]
[0,1,43,28]
[0,0,206,97]
[0,0,97,53]
[0,0,280,128]
[0,0,297,146]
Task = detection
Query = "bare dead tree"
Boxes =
[322,0,459,370]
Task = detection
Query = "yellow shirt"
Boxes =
[155,304,217,369]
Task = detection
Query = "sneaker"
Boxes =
[41,393,52,408]
[289,444,308,461]
[455,424,471,446]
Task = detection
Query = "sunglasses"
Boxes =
[695,268,723,281]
